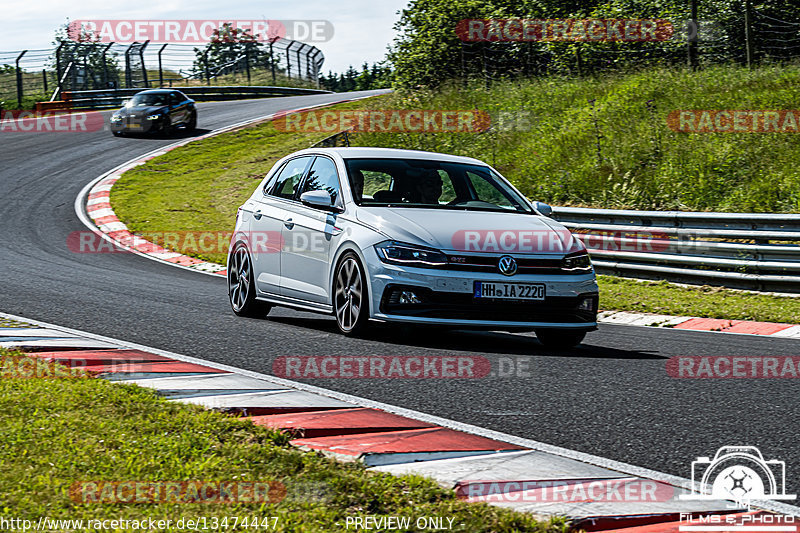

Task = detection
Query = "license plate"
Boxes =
[127,123,141,129]
[474,281,545,301]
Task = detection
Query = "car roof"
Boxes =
[296,147,487,165]
[135,89,177,94]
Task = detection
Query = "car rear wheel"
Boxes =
[333,253,369,335]
[228,243,271,318]
[534,329,586,349]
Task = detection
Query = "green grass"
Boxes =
[598,276,800,323]
[353,63,800,213]
[0,347,562,532]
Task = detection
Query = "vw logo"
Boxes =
[498,255,518,276]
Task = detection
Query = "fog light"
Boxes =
[578,297,595,312]
[398,290,422,304]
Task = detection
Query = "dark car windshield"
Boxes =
[127,93,168,107]
[344,158,533,214]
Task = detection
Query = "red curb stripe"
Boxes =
[291,427,525,456]
[674,317,794,336]
[84,361,228,374]
[249,408,436,438]
[163,255,205,266]
[88,191,110,200]
[215,270,227,276]
[30,349,172,365]
[92,215,119,226]
[723,321,793,335]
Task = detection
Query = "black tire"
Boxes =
[333,252,370,335]
[112,131,123,137]
[228,243,271,318]
[534,329,586,349]
[185,111,197,131]
[160,117,173,135]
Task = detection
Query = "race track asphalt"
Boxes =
[1,90,799,493]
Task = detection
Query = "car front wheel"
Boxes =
[333,252,369,335]
[534,329,586,349]
[228,243,271,318]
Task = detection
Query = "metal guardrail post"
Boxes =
[15,50,27,107]
[203,50,210,85]
[55,42,65,94]
[310,49,322,86]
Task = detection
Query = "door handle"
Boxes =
[253,210,262,220]
[284,218,294,229]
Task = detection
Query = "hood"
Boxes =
[355,207,583,255]
[116,105,167,118]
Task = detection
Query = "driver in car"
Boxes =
[414,169,443,204]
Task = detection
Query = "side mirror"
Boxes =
[300,190,338,211]
[533,201,553,217]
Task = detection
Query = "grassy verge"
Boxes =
[598,276,800,323]
[0,347,562,532]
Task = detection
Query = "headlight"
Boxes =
[374,241,448,268]
[146,114,161,121]
[110,114,122,122]
[561,252,592,271]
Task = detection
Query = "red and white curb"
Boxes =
[2,311,799,531]
[597,310,800,338]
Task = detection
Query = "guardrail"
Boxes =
[37,85,332,111]
[551,206,800,293]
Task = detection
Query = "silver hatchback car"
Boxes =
[227,147,598,348]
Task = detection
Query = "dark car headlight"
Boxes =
[375,241,448,268]
[146,114,162,121]
[561,251,593,272]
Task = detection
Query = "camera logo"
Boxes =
[680,446,796,505]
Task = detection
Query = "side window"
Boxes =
[300,157,341,205]
[170,92,180,105]
[270,156,313,200]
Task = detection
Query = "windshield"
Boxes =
[127,94,168,107]
[344,158,533,213]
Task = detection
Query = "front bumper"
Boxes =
[110,116,161,133]
[365,250,599,330]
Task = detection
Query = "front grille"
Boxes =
[380,285,598,324]
[446,254,571,275]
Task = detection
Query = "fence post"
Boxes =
[311,49,322,86]
[286,44,292,79]
[15,50,27,107]
[55,42,64,94]
[102,43,113,89]
[42,69,48,95]
[139,40,149,88]
[269,39,277,83]
[687,0,699,69]
[203,49,210,85]
[158,44,167,87]
[124,43,135,88]
[296,43,307,81]
[744,0,754,68]
[245,44,251,83]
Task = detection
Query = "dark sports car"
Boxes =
[109,89,197,136]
